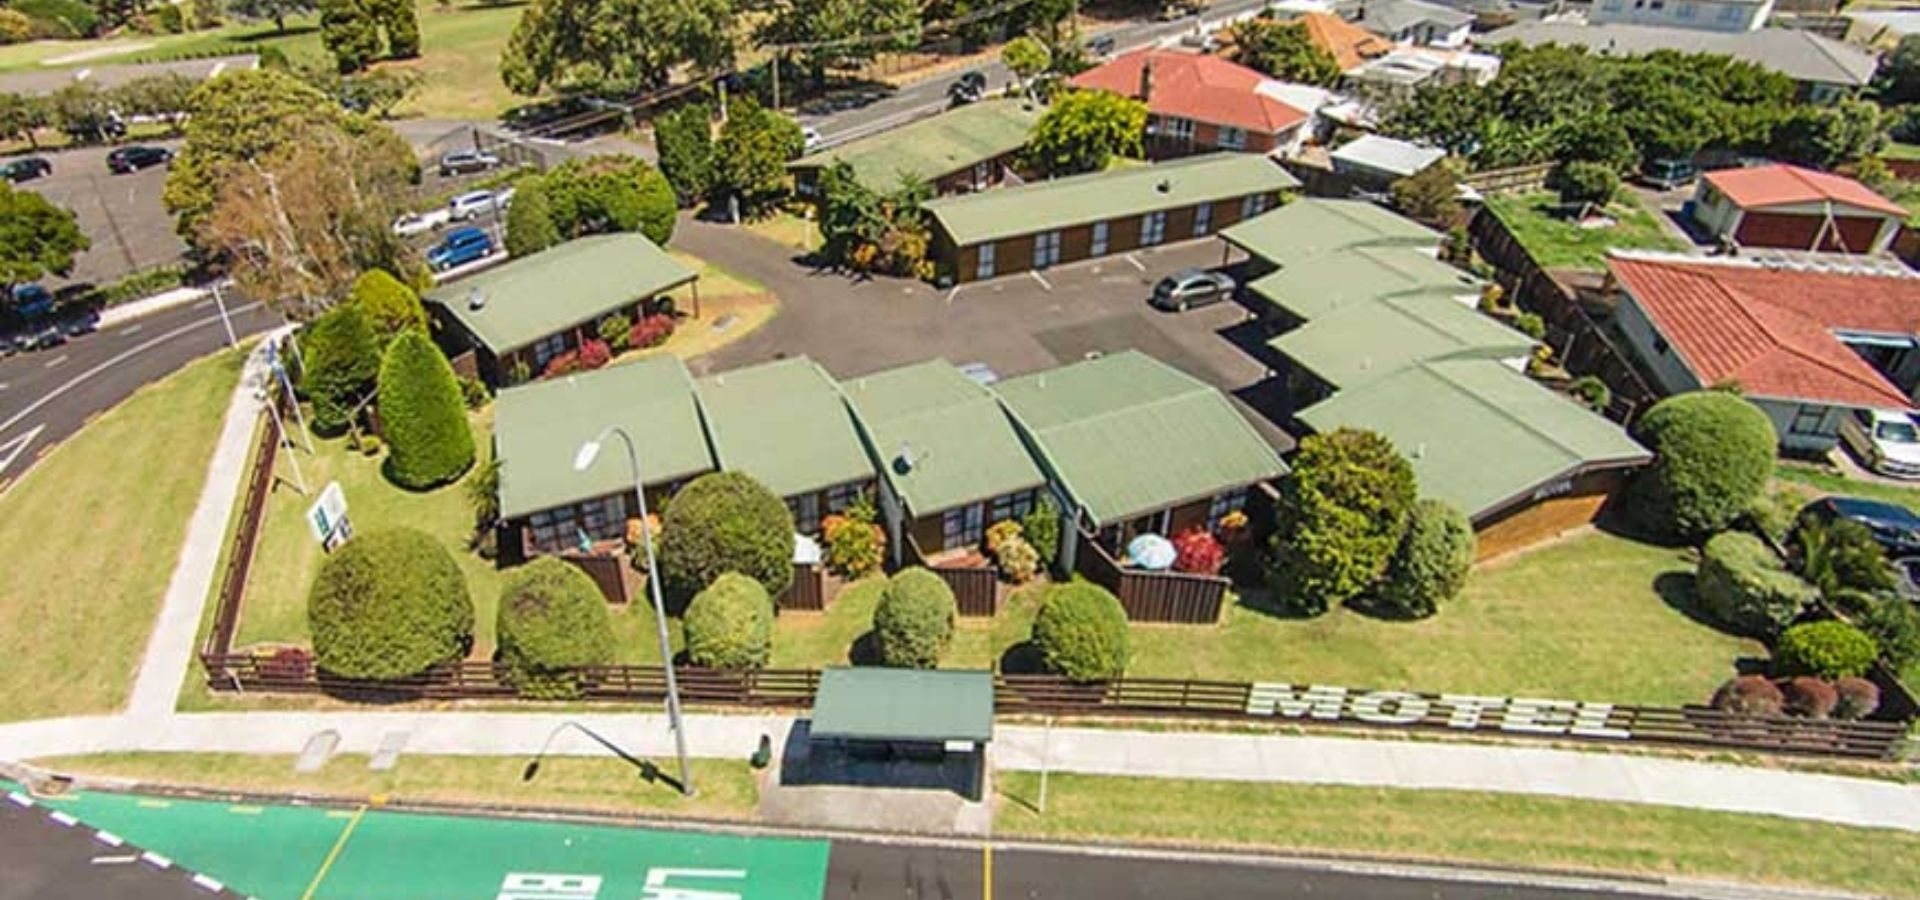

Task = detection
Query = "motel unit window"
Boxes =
[976,242,996,280]
[1141,211,1167,246]
[943,502,985,549]
[1207,488,1249,530]
[527,495,626,554]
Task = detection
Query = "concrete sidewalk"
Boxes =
[97,286,211,329]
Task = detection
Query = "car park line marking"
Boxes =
[92,854,137,865]
[193,299,213,310]
[121,323,143,336]
[1125,254,1146,272]
[983,843,993,900]
[1028,270,1052,291]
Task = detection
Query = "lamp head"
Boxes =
[573,438,603,472]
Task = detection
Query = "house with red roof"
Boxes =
[1690,163,1908,255]
[1067,49,1326,159]
[1608,252,1920,451]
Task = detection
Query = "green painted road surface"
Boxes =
[33,787,830,900]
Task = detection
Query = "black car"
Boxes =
[1,157,52,182]
[1796,496,1920,557]
[949,71,987,106]
[107,145,172,174]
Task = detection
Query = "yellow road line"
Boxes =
[983,843,993,900]
[301,805,366,900]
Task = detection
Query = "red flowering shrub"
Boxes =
[1710,675,1784,716]
[1172,527,1224,575]
[1834,676,1881,720]
[578,338,612,370]
[542,350,581,378]
[629,314,676,349]
[1780,676,1838,719]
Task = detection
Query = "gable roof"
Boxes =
[992,351,1285,526]
[1358,0,1474,36]
[1704,164,1907,219]
[787,99,1043,192]
[922,153,1299,246]
[1247,246,1482,320]
[694,357,874,498]
[1220,197,1444,268]
[1068,49,1310,135]
[840,360,1047,516]
[1479,21,1878,87]
[1298,358,1650,520]
[1271,292,1535,390]
[430,234,696,354]
[1330,134,1447,179]
[494,357,714,519]
[1609,254,1920,409]
[1299,11,1395,70]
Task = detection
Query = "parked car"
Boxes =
[948,71,987,106]
[1086,34,1117,58]
[392,209,452,238]
[1797,496,1920,557]
[438,149,501,177]
[1637,157,1697,191]
[60,309,100,337]
[1178,30,1220,52]
[107,145,171,174]
[1150,268,1236,311]
[448,190,500,221]
[21,325,66,351]
[1,156,52,182]
[802,125,825,153]
[427,227,495,271]
[1838,408,1920,479]
[9,283,54,319]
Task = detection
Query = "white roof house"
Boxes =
[1330,135,1446,180]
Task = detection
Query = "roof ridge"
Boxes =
[1760,338,1909,404]
[1416,360,1583,462]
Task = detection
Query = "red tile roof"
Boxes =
[1298,12,1393,71]
[1703,164,1908,218]
[1610,255,1920,409]
[1068,49,1309,136]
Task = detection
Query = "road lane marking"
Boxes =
[43,354,67,368]
[122,323,143,336]
[301,805,366,900]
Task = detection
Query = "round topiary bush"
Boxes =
[1268,428,1417,615]
[1780,675,1838,719]
[658,471,795,603]
[1710,674,1784,716]
[1031,581,1130,682]
[496,557,617,698]
[682,572,775,669]
[1775,620,1878,679]
[1833,676,1881,720]
[377,330,476,489]
[872,567,957,669]
[1630,391,1776,541]
[1375,498,1475,619]
[307,528,473,679]
[350,268,427,338]
[1695,531,1818,638]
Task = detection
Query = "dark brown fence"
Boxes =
[560,552,638,605]
[200,388,285,658]
[778,563,828,611]
[904,535,1001,617]
[1075,530,1227,624]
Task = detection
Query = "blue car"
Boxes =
[427,227,494,271]
[10,283,54,319]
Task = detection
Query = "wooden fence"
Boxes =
[904,535,1001,617]
[200,384,285,658]
[1463,161,1556,196]
[1074,530,1228,624]
[778,562,829,612]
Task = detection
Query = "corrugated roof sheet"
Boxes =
[494,357,714,519]
[1246,245,1481,320]
[1330,134,1447,179]
[1220,198,1444,268]
[788,99,1043,193]
[1479,21,1878,87]
[695,356,873,498]
[1271,292,1535,390]
[993,351,1285,526]
[1298,358,1649,519]
[430,234,696,353]
[809,667,994,743]
[841,360,1047,516]
[922,153,1299,247]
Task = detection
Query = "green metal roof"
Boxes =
[1246,246,1482,320]
[1221,197,1443,269]
[922,153,1300,247]
[993,351,1286,526]
[1271,293,1535,390]
[694,357,873,498]
[788,99,1042,193]
[429,233,696,354]
[494,356,714,520]
[1296,358,1650,520]
[809,667,994,743]
[841,360,1046,516]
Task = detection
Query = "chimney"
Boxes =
[1138,56,1153,102]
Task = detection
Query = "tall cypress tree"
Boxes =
[377,330,476,489]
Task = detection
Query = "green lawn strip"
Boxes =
[995,773,1920,898]
[1775,459,1920,512]
[0,347,244,722]
[1483,191,1687,271]
[1885,141,1920,162]
[175,408,267,711]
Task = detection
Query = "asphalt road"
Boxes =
[0,297,280,487]
[0,796,242,900]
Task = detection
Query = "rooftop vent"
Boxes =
[466,287,486,311]
[1156,179,1171,193]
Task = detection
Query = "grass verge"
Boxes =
[1483,191,1687,271]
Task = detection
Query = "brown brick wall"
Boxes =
[1472,468,1630,561]
[940,191,1280,283]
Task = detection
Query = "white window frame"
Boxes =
[1241,193,1268,219]
[975,241,996,280]
[1164,116,1195,141]
[1788,405,1833,437]
[942,502,986,549]
[1218,126,1246,150]
[1090,221,1110,256]
[1193,203,1213,237]
[1207,488,1248,530]
[1033,230,1062,268]
[1141,210,1167,246]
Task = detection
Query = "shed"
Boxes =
[808,667,995,800]
[694,356,876,533]
[1690,164,1907,255]
[1330,135,1447,181]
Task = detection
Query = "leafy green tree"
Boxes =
[226,0,317,32]
[1794,518,1895,597]
[654,102,715,205]
[758,0,920,86]
[683,572,775,669]
[1389,162,1458,226]
[349,268,426,339]
[1026,88,1146,176]
[502,0,736,95]
[1232,17,1340,86]
[46,82,114,143]
[1553,114,1636,172]
[504,178,561,257]
[1767,98,1887,170]
[1876,34,1920,105]
[1775,620,1878,679]
[1547,160,1618,208]
[307,527,473,679]
[1380,82,1493,158]
[1031,581,1129,681]
[303,302,382,434]
[1268,428,1417,615]
[0,183,89,296]
[110,74,195,134]
[0,8,33,43]
[658,471,796,602]
[872,567,957,669]
[0,92,48,149]
[817,161,932,275]
[319,0,381,73]
[534,156,677,246]
[1020,494,1062,570]
[1374,499,1474,619]
[1630,391,1775,541]
[377,330,476,488]
[497,557,617,697]
[710,95,804,218]
[372,0,418,58]
[1002,35,1051,97]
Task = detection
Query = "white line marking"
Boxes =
[5,792,32,807]
[1029,270,1052,291]
[1125,254,1147,272]
[946,286,962,304]
[122,323,144,336]
[0,424,46,479]
[94,829,124,846]
[192,873,225,892]
[43,354,68,369]
[92,854,137,865]
[192,299,213,310]
[141,851,173,869]
[49,810,77,826]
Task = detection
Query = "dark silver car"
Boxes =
[1150,268,1236,311]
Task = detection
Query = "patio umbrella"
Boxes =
[1127,534,1177,571]
[792,533,823,566]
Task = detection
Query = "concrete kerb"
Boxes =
[97,286,210,330]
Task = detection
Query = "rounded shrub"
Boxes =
[872,567,957,669]
[497,557,617,698]
[1695,531,1817,638]
[1630,392,1776,540]
[1833,676,1882,720]
[349,268,426,338]
[377,330,475,489]
[302,303,380,434]
[1775,620,1878,679]
[1780,675,1839,719]
[505,178,560,257]
[1375,498,1475,619]
[1547,160,1619,207]
[307,528,473,679]
[1861,595,1920,671]
[1032,581,1130,682]
[683,572,774,669]
[1710,675,1784,716]
[995,535,1041,583]
[658,471,795,603]
[1020,495,1062,570]
[1268,428,1417,615]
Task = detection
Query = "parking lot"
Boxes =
[11,140,188,287]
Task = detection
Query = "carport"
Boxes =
[806,667,993,801]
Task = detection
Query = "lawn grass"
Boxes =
[1884,141,1920,162]
[0,346,245,722]
[767,579,1042,669]
[736,211,820,254]
[1774,459,1920,512]
[1484,191,1688,271]
[36,752,759,817]
[994,773,1920,898]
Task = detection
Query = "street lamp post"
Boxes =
[575,425,693,796]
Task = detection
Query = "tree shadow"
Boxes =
[998,640,1045,675]
[1344,594,1429,623]
[232,25,321,43]
[1233,586,1321,622]
[849,630,883,665]
[1652,570,1728,634]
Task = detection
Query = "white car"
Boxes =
[448,190,500,221]
[392,209,451,237]
[802,126,824,153]
[1838,408,1920,479]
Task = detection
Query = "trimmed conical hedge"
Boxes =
[377,329,475,489]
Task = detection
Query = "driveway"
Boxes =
[674,217,1295,451]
